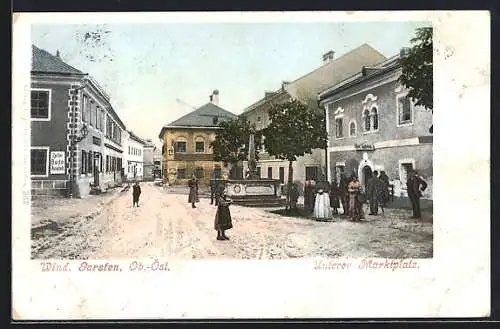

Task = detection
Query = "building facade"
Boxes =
[143,139,155,181]
[318,53,433,199]
[122,130,145,182]
[31,45,126,198]
[240,44,387,190]
[158,90,237,185]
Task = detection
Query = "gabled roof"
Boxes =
[128,130,146,145]
[32,45,85,75]
[159,102,238,139]
[242,43,387,114]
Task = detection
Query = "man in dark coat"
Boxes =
[329,179,341,215]
[214,189,233,240]
[188,175,199,208]
[407,170,428,219]
[366,170,385,215]
[289,183,299,210]
[339,174,350,216]
[209,173,217,205]
[132,181,141,207]
[379,171,390,206]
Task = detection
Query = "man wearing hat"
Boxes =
[406,169,428,219]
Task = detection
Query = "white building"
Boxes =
[122,130,146,182]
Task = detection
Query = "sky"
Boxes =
[31,21,430,145]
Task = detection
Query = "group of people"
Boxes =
[302,168,427,220]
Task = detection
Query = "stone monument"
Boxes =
[223,133,285,207]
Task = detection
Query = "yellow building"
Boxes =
[158,90,237,185]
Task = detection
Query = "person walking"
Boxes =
[406,170,428,219]
[132,181,141,207]
[214,189,233,240]
[347,175,364,221]
[366,170,384,215]
[188,175,199,208]
[329,179,341,215]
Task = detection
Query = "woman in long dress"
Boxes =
[188,175,199,208]
[214,188,233,240]
[313,180,332,220]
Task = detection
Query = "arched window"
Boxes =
[363,110,370,131]
[175,136,187,153]
[349,120,357,137]
[371,107,379,130]
[195,136,205,153]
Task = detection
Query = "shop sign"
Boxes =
[50,151,66,174]
[354,143,375,151]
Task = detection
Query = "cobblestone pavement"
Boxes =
[31,182,433,259]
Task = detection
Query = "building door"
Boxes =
[213,168,222,179]
[267,167,273,179]
[93,153,100,187]
[361,166,372,192]
[279,167,285,183]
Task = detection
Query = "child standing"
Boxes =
[132,181,141,207]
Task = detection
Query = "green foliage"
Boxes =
[263,99,327,162]
[211,117,261,165]
[399,27,433,111]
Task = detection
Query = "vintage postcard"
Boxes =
[12,11,490,319]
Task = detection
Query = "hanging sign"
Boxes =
[50,151,66,174]
[354,143,375,151]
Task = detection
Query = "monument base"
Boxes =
[224,179,286,208]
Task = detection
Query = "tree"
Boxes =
[263,99,327,208]
[211,117,261,178]
[399,26,433,133]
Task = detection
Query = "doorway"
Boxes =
[361,165,372,191]
[279,167,285,183]
[93,153,100,187]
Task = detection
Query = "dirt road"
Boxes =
[32,182,433,260]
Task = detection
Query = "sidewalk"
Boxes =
[31,186,124,230]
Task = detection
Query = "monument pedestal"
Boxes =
[224,179,286,208]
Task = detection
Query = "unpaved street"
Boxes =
[32,183,433,260]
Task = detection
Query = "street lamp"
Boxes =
[68,85,87,198]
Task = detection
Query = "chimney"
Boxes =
[56,50,61,58]
[322,50,335,64]
[264,91,274,99]
[210,89,219,105]
[281,81,290,91]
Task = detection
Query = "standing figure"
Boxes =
[379,171,390,206]
[132,181,141,207]
[289,183,299,210]
[339,174,350,216]
[329,179,341,215]
[406,170,428,219]
[209,173,217,205]
[214,189,233,240]
[313,179,332,220]
[188,175,199,208]
[303,181,313,212]
[347,176,365,221]
[366,170,385,215]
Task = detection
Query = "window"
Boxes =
[31,147,49,176]
[397,95,413,125]
[363,109,370,131]
[82,95,88,122]
[100,108,105,132]
[305,166,319,181]
[267,167,273,179]
[257,116,261,122]
[106,155,110,172]
[81,150,87,174]
[349,121,357,137]
[335,118,343,138]
[279,167,285,183]
[195,141,204,153]
[399,159,415,186]
[87,152,93,173]
[90,102,96,126]
[177,168,187,179]
[106,115,112,137]
[95,106,100,130]
[371,107,379,130]
[31,89,51,120]
[194,167,204,179]
[175,141,187,153]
